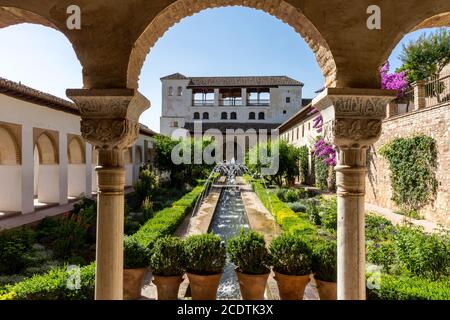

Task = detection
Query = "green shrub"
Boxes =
[319,198,337,232]
[306,199,321,226]
[312,239,337,282]
[284,189,299,202]
[184,233,226,275]
[124,236,151,269]
[0,228,35,275]
[1,263,95,300]
[298,145,309,184]
[227,229,269,275]
[366,240,397,273]
[367,273,450,300]
[134,168,159,202]
[150,236,185,276]
[35,217,61,243]
[315,159,328,190]
[52,217,87,259]
[394,225,450,280]
[287,201,308,213]
[269,233,312,275]
[365,213,396,242]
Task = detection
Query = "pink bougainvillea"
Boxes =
[380,62,408,97]
[309,107,336,167]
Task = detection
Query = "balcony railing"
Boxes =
[388,69,450,118]
[219,99,242,106]
[192,99,215,106]
[247,99,270,106]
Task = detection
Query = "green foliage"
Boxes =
[393,225,450,280]
[380,135,438,212]
[150,236,185,276]
[367,273,450,300]
[71,196,97,226]
[398,28,450,83]
[298,145,309,184]
[0,228,35,275]
[312,239,337,282]
[153,135,214,185]
[366,240,397,273]
[134,167,159,203]
[269,233,312,275]
[1,263,95,300]
[184,233,226,275]
[131,185,203,250]
[123,236,151,269]
[314,158,328,190]
[246,139,301,187]
[319,198,337,232]
[227,229,269,275]
[52,216,88,259]
[365,213,395,242]
[251,181,317,235]
[287,201,308,213]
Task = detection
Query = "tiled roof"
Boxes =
[139,125,158,137]
[0,77,79,115]
[160,73,189,80]
[161,74,303,87]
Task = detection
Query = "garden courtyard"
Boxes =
[0,0,449,302]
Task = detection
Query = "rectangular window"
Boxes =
[302,125,304,137]
[286,97,291,103]
[297,127,299,139]
[170,121,179,127]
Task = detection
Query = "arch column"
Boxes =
[67,88,149,300]
[312,88,395,300]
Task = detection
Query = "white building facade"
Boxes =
[0,78,156,218]
[160,73,308,161]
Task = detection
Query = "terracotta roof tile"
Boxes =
[161,74,303,87]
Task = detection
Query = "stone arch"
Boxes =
[68,136,86,164]
[127,0,337,89]
[0,125,20,165]
[35,132,58,165]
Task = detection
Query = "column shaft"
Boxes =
[95,149,125,300]
[21,126,34,214]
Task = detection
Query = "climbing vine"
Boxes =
[379,135,438,212]
[298,145,309,184]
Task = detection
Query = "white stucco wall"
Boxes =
[0,166,21,212]
[37,164,60,203]
[125,164,133,187]
[68,164,86,197]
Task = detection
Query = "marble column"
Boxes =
[67,88,149,300]
[312,88,395,300]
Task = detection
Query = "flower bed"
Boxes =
[0,185,204,300]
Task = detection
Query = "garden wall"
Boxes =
[366,102,450,226]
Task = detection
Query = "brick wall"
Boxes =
[366,102,450,226]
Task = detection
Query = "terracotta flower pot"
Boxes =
[186,272,223,300]
[316,279,337,300]
[273,271,310,300]
[123,268,147,300]
[236,269,269,300]
[152,274,184,300]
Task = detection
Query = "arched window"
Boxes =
[230,112,237,120]
[193,112,200,120]
[249,112,255,120]
[177,86,183,96]
[221,112,228,120]
[168,86,174,96]
[203,112,209,120]
[258,112,265,120]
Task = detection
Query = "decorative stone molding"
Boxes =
[66,89,150,151]
[312,88,396,149]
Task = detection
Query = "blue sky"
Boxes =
[0,7,445,132]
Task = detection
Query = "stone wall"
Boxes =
[366,102,450,226]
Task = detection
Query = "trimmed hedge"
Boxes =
[250,179,316,235]
[368,273,450,300]
[0,185,203,300]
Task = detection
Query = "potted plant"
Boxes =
[184,233,226,300]
[269,233,312,300]
[123,236,151,300]
[312,239,337,300]
[150,236,185,300]
[227,229,270,300]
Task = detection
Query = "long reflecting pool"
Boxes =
[209,180,249,299]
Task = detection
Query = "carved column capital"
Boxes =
[66,89,150,150]
[312,88,396,149]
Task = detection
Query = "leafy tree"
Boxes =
[246,139,301,187]
[398,28,450,83]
